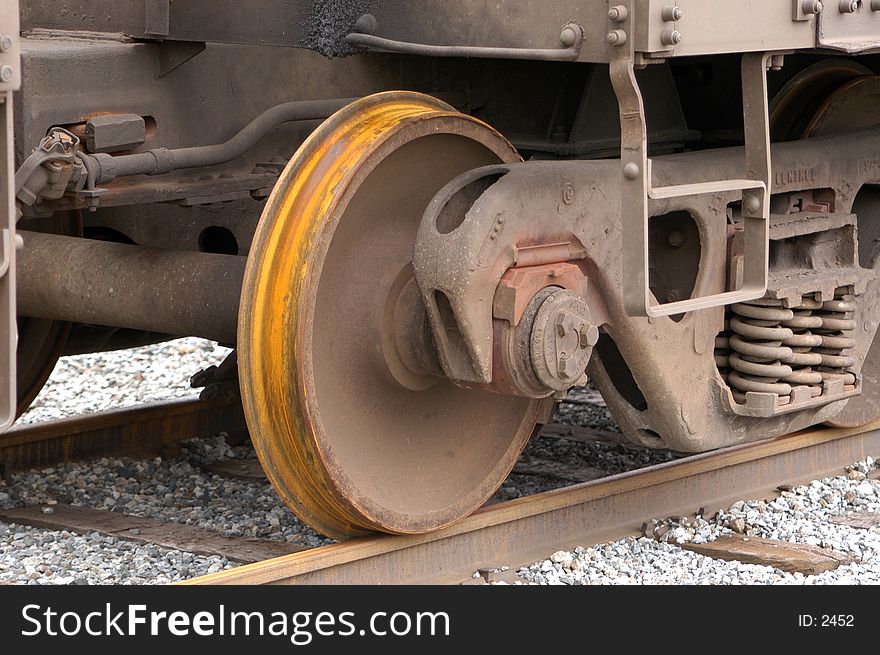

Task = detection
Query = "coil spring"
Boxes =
[714,289,856,404]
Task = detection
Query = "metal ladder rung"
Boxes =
[649,178,765,200]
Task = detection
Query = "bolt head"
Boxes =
[661,29,683,46]
[623,162,641,180]
[606,29,627,46]
[578,324,599,349]
[560,24,581,47]
[0,36,12,52]
[558,353,576,378]
[661,6,684,21]
[608,5,628,21]
[0,65,12,82]
[354,13,378,34]
[744,195,762,215]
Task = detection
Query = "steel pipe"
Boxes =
[16,231,244,344]
[89,97,359,182]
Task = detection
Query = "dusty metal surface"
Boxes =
[19,1,880,62]
[0,397,247,471]
[413,126,880,452]
[185,420,880,585]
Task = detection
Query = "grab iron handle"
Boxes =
[345,15,584,62]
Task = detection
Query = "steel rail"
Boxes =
[185,420,880,585]
[0,397,247,471]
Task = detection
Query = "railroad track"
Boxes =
[0,397,248,475]
[1,398,878,584]
[185,420,880,585]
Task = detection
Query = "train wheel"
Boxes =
[15,212,80,418]
[775,72,880,427]
[238,92,547,538]
[15,318,70,417]
[768,59,871,142]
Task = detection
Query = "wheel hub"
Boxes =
[529,288,597,392]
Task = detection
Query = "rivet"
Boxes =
[0,65,12,83]
[623,162,641,179]
[0,36,12,52]
[608,5,629,22]
[560,24,581,47]
[606,29,627,46]
[744,195,762,214]
[354,14,377,34]
[661,29,683,46]
[661,6,683,21]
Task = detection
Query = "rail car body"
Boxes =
[3,0,880,536]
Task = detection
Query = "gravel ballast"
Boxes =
[2,337,878,584]
[518,458,880,585]
[16,338,232,425]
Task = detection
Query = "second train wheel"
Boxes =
[239,92,549,539]
[777,72,880,427]
[15,211,80,418]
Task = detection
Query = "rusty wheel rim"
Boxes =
[239,92,545,538]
